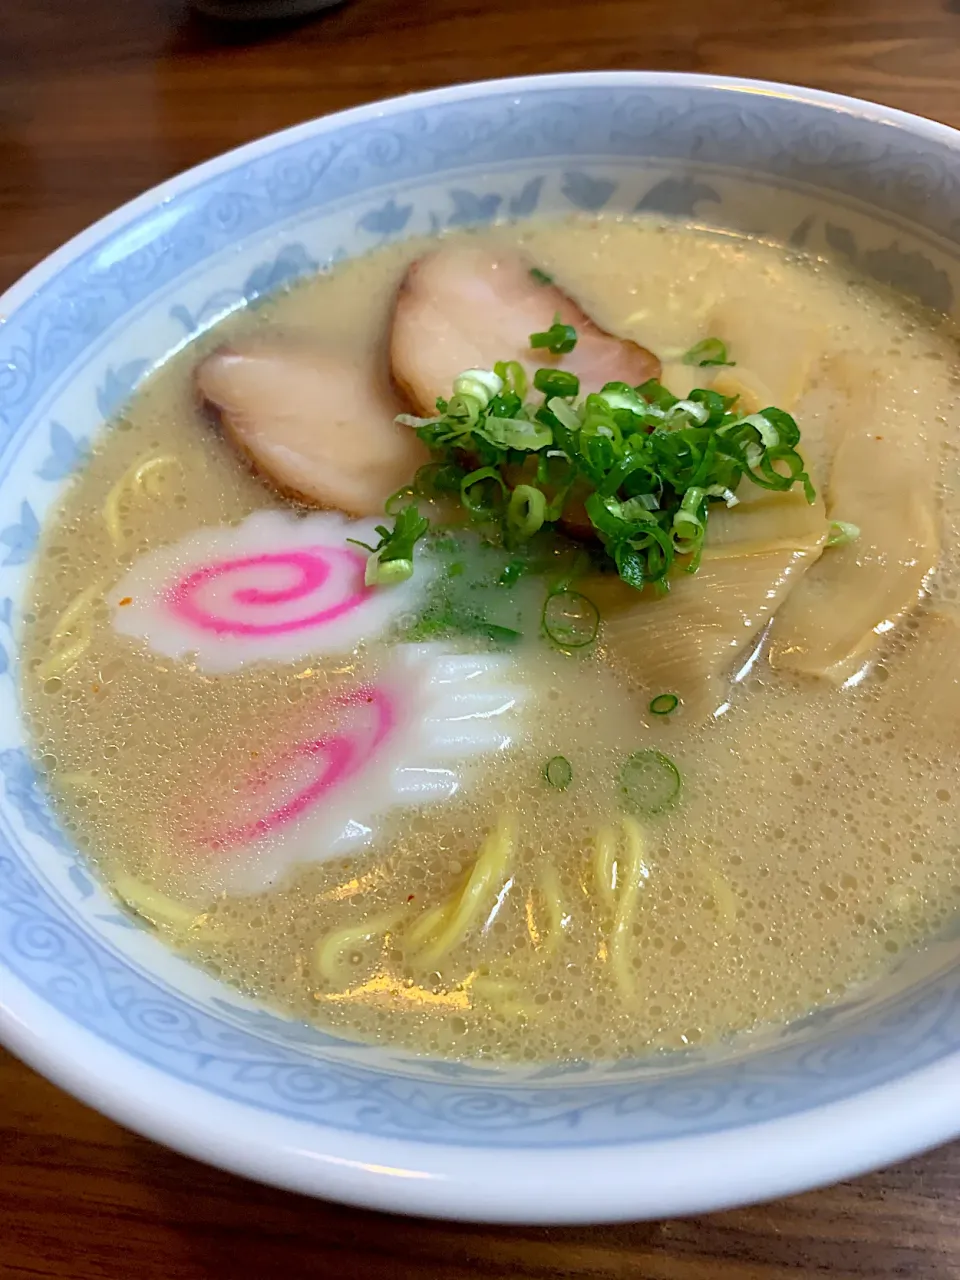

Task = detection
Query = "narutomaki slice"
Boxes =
[390,244,661,415]
[196,335,429,517]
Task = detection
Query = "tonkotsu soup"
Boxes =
[21,217,960,1063]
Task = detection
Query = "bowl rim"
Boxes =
[2,69,959,1224]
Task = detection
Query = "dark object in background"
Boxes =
[191,0,346,18]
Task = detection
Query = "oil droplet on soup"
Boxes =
[20,216,960,1063]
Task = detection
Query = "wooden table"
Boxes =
[3,0,960,1274]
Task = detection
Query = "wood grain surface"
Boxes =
[3,0,960,1275]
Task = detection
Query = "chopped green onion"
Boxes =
[705,483,739,508]
[542,589,600,649]
[404,351,815,595]
[827,520,861,547]
[598,382,650,414]
[395,412,439,430]
[534,368,580,399]
[430,534,460,554]
[493,359,528,398]
[619,750,682,815]
[403,600,521,645]
[478,415,552,451]
[738,411,785,448]
[477,622,522,644]
[544,755,573,790]
[649,693,679,716]
[453,368,503,407]
[347,504,429,588]
[498,557,527,587]
[530,322,577,355]
[529,267,554,286]
[545,395,581,431]
[366,556,413,586]
[414,462,465,496]
[507,485,547,538]
[682,337,734,367]
[384,485,416,516]
[637,378,680,411]
[461,466,507,515]
[667,399,711,426]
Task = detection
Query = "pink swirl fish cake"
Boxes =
[178,643,528,895]
[109,510,431,672]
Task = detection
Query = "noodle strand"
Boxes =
[313,908,406,984]
[114,872,211,934]
[410,816,516,965]
[103,453,180,547]
[610,817,649,996]
[535,862,566,955]
[593,824,619,909]
[36,581,104,679]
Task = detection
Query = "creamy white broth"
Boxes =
[20,216,960,1063]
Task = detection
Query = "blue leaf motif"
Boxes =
[509,177,544,218]
[0,501,39,566]
[36,421,89,481]
[96,360,151,419]
[861,244,953,313]
[824,223,859,261]
[169,289,244,336]
[0,640,8,676]
[635,178,720,216]
[0,748,69,851]
[68,863,94,900]
[789,214,816,248]
[448,189,503,227]
[357,198,413,237]
[0,597,12,627]
[243,243,319,303]
[210,998,357,1049]
[561,172,617,211]
[96,911,139,930]
[169,303,198,334]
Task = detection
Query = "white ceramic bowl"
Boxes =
[1,73,959,1224]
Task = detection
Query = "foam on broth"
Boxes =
[20,217,960,1062]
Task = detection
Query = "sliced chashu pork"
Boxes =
[768,356,940,685]
[583,483,830,719]
[196,334,429,517]
[390,244,660,415]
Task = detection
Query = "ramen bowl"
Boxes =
[1,72,959,1224]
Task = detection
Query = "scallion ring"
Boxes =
[534,368,580,399]
[619,749,682,815]
[682,337,733,367]
[461,466,507,515]
[493,359,528,398]
[649,694,679,716]
[544,756,573,790]
[507,485,547,539]
[542,589,600,649]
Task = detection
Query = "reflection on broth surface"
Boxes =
[20,216,960,1062]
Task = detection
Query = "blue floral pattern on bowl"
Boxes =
[0,78,958,1176]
